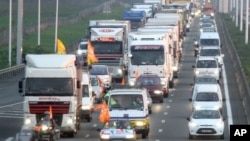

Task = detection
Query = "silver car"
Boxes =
[90,75,104,103]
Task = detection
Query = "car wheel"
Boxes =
[220,134,224,139]
[149,108,152,114]
[189,133,193,139]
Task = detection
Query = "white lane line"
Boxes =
[85,134,90,138]
[161,120,165,123]
[168,99,172,103]
[0,101,23,109]
[163,112,168,115]
[166,105,170,109]
[93,124,97,127]
[5,137,14,141]
[222,65,233,133]
[0,115,23,119]
[158,129,163,132]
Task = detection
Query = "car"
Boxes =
[192,56,221,81]
[135,74,166,103]
[16,126,34,141]
[146,91,153,114]
[187,108,225,139]
[107,87,150,138]
[90,75,104,103]
[89,65,112,89]
[97,119,136,141]
[200,27,216,32]
[189,82,224,111]
[76,39,88,56]
[198,46,224,67]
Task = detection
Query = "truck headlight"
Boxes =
[135,121,146,126]
[129,81,135,86]
[67,118,73,125]
[117,68,122,74]
[24,118,31,125]
[77,50,82,54]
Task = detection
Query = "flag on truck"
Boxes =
[87,41,98,66]
[56,38,67,54]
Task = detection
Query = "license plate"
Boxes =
[201,129,212,133]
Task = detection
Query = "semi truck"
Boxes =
[88,20,131,82]
[123,10,146,30]
[18,54,83,137]
[127,31,174,97]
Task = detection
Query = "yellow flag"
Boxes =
[87,41,98,65]
[57,38,66,54]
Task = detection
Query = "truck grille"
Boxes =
[29,102,70,114]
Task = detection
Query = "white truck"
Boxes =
[145,19,183,77]
[127,31,174,97]
[88,20,131,82]
[18,54,83,137]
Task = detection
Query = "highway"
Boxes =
[0,10,249,141]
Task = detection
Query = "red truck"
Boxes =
[202,3,215,18]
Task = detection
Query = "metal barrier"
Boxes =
[0,64,25,79]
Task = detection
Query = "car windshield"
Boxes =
[195,92,219,101]
[109,94,144,110]
[195,77,217,84]
[192,110,220,119]
[200,49,220,56]
[90,66,108,75]
[200,39,219,46]
[136,76,161,86]
[91,77,99,86]
[82,85,89,97]
[196,60,217,68]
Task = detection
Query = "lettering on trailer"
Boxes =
[99,29,115,32]
[230,125,250,140]
[38,97,60,101]
[131,45,164,50]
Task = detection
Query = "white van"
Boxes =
[80,71,95,122]
[76,39,88,56]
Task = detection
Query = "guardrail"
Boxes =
[0,64,25,79]
[219,14,250,124]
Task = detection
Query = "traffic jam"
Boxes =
[15,0,228,141]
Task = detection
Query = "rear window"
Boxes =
[136,76,161,86]
[90,66,108,75]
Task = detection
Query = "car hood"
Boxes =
[191,119,223,126]
[141,85,162,91]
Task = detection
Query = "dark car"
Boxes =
[135,74,165,103]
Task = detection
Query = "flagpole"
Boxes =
[9,0,12,67]
[38,0,41,48]
[54,0,59,53]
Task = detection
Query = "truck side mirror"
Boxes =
[18,80,23,93]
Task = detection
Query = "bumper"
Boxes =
[150,94,164,101]
[60,126,75,134]
[189,127,224,136]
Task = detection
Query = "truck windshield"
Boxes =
[25,78,73,96]
[130,45,164,65]
[109,94,143,110]
[200,39,219,46]
[92,42,122,54]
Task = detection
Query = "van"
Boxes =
[76,39,88,56]
[107,86,150,138]
[80,71,95,122]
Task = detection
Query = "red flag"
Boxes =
[87,41,98,66]
[49,105,53,119]
[121,76,125,85]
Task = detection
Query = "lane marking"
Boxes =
[163,112,168,115]
[85,134,90,138]
[222,64,233,132]
[166,106,170,109]
[161,120,165,123]
[5,137,14,141]
[158,129,163,132]
[0,102,23,109]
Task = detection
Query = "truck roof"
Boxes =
[200,32,220,39]
[25,54,76,68]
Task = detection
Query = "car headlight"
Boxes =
[200,29,203,32]
[154,90,162,94]
[189,122,198,127]
[211,13,214,16]
[186,24,190,28]
[194,41,198,45]
[77,50,82,54]
[215,121,224,128]
[195,70,199,75]
[129,81,135,86]
[82,104,91,110]
[100,134,110,139]
[135,121,146,126]
[24,118,31,125]
[213,105,220,110]
[194,105,201,110]
[126,134,135,139]
[214,70,219,74]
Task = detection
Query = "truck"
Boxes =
[145,18,183,70]
[202,3,215,18]
[87,20,131,82]
[123,10,146,30]
[18,54,83,137]
[127,31,174,97]
[137,26,180,78]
